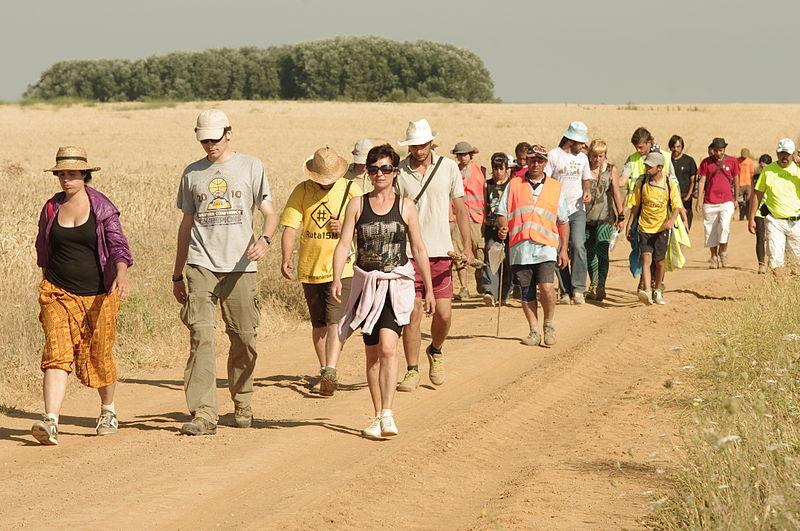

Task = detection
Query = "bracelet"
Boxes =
[616,214,625,222]
[260,235,272,245]
[172,274,184,282]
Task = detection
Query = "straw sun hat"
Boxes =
[44,146,101,173]
[303,146,349,186]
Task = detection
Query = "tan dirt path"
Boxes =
[0,221,758,529]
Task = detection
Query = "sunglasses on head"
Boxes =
[366,164,397,175]
[491,156,507,165]
[200,134,226,145]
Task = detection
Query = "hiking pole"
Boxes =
[496,258,503,337]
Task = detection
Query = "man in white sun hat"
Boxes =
[172,109,278,436]
[544,121,594,305]
[345,138,374,193]
[749,138,800,276]
[395,119,473,391]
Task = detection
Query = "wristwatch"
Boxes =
[172,274,184,282]
[616,214,626,222]
[261,235,272,245]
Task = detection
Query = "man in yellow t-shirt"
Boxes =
[749,138,800,274]
[280,147,362,396]
[625,152,682,305]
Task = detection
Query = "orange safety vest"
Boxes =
[450,162,486,223]
[506,175,562,249]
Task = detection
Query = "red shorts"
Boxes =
[412,257,453,299]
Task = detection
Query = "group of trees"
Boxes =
[24,37,496,103]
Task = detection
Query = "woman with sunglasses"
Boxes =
[332,143,434,439]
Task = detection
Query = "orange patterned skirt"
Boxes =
[38,279,119,388]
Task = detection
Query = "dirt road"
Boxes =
[0,223,757,529]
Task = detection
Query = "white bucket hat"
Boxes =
[398,119,437,146]
[563,121,589,144]
[777,138,796,154]
[352,138,375,164]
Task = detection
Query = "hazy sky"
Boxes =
[2,0,798,103]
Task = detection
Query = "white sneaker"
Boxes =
[572,292,585,305]
[719,252,729,268]
[96,410,118,436]
[361,416,383,439]
[380,414,398,436]
[653,288,666,305]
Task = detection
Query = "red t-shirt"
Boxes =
[512,166,528,178]
[698,155,739,204]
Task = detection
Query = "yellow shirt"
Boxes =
[754,162,800,219]
[631,176,683,234]
[280,179,362,283]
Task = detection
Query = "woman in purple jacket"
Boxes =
[31,146,133,446]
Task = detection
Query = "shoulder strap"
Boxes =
[414,156,444,205]
[334,180,353,220]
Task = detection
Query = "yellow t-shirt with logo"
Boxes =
[280,179,362,283]
[631,176,683,234]
[754,162,800,219]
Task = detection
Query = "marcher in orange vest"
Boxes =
[450,141,486,300]
[494,145,570,347]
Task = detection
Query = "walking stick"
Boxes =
[496,258,503,337]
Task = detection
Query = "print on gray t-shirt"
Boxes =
[176,153,271,273]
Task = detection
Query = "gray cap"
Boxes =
[644,151,665,167]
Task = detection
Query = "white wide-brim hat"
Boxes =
[398,119,437,146]
[563,121,589,144]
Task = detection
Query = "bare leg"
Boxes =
[311,326,326,368]
[719,242,728,253]
[653,259,666,288]
[641,253,653,290]
[710,245,720,257]
[456,267,468,293]
[521,301,539,330]
[98,381,116,406]
[324,323,342,367]
[43,369,69,416]
[402,298,424,367]
[430,298,452,350]
[377,329,399,410]
[365,345,381,414]
[539,283,556,322]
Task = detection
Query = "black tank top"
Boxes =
[355,194,409,272]
[46,212,105,295]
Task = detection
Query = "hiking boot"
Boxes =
[758,263,767,274]
[482,293,496,307]
[558,293,571,305]
[453,287,469,301]
[638,289,653,305]
[396,369,420,392]
[31,416,58,446]
[180,416,217,436]
[521,329,541,346]
[543,323,557,346]
[594,286,606,302]
[362,416,383,439]
[573,292,585,305]
[96,410,118,436]
[427,346,445,386]
[234,405,252,428]
[653,288,666,305]
[309,376,322,394]
[320,367,338,397]
[719,252,729,268]
[380,413,399,437]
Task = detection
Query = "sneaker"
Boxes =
[396,369,420,392]
[482,292,496,307]
[709,256,719,269]
[180,416,217,436]
[234,405,252,428]
[96,410,118,436]
[427,346,445,386]
[543,323,557,346]
[309,376,322,394]
[320,367,338,397]
[558,293,571,305]
[572,292,585,305]
[521,329,541,346]
[758,263,767,274]
[594,286,606,302]
[585,286,597,300]
[453,287,469,301]
[719,252,729,268]
[653,288,666,305]
[362,416,383,439]
[31,416,58,445]
[637,289,653,305]
[380,413,399,437]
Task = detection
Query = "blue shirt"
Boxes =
[497,176,570,266]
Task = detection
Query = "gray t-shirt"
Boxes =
[176,153,271,273]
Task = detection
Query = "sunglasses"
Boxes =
[366,164,397,175]
[200,134,226,145]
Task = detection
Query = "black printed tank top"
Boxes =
[355,194,409,272]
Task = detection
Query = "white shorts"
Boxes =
[766,215,800,269]
[702,201,735,248]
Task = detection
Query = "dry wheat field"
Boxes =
[1,100,798,407]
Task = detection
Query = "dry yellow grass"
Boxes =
[1,100,799,407]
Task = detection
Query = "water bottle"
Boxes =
[608,228,620,252]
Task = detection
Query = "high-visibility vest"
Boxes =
[450,162,486,223]
[624,149,673,208]
[506,175,562,249]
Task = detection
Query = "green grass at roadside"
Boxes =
[653,279,800,528]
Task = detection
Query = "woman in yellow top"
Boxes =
[625,152,683,305]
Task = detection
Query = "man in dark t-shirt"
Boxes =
[669,134,698,229]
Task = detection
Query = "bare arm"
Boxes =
[403,198,434,314]
[452,196,473,261]
[280,226,297,280]
[557,222,570,267]
[331,197,361,302]
[172,212,194,304]
[246,199,279,261]
[749,189,764,235]
[695,176,706,213]
[610,165,624,219]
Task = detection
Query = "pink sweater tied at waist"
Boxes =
[338,261,416,341]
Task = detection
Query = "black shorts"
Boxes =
[303,278,351,328]
[511,261,556,302]
[359,291,403,346]
[638,231,669,262]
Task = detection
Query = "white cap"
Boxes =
[777,138,796,154]
[195,109,231,141]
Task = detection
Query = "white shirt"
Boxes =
[544,147,593,216]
